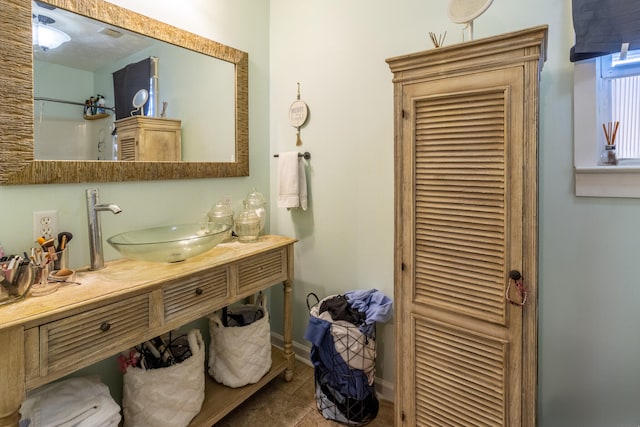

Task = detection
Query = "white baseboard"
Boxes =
[271,332,394,402]
[374,377,394,403]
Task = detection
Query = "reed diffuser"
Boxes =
[600,120,619,166]
[429,31,446,48]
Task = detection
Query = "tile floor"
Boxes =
[214,360,394,427]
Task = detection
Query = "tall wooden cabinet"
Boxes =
[387,27,547,426]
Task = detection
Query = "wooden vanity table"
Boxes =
[0,235,296,427]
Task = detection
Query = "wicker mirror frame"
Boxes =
[0,0,249,184]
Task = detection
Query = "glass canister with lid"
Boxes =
[207,199,234,242]
[235,202,261,243]
[245,188,267,234]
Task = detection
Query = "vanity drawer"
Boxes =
[164,267,229,323]
[39,294,150,377]
[237,248,287,293]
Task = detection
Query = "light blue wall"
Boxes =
[5,0,640,424]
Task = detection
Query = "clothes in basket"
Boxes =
[304,290,392,426]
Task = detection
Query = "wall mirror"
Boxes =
[0,0,249,185]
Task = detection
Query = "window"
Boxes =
[574,49,640,197]
[612,75,640,159]
[600,49,640,161]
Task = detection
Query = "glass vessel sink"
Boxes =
[107,223,231,263]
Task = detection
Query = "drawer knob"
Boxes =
[100,322,112,332]
[195,287,204,295]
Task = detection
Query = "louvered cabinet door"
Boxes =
[399,67,526,426]
[390,26,546,427]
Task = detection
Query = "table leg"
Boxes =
[0,327,25,427]
[282,246,294,382]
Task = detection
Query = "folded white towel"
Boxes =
[278,151,307,210]
[20,376,121,427]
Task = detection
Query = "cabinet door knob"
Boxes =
[506,270,527,306]
[100,322,112,332]
[195,287,204,295]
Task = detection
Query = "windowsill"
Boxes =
[575,165,640,197]
[573,59,640,198]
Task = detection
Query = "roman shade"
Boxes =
[570,0,640,62]
[112,57,152,119]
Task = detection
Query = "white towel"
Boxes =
[277,151,307,210]
[20,377,121,427]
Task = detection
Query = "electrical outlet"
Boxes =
[33,210,58,241]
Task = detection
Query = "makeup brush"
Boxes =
[57,232,73,251]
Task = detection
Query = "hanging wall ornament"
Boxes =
[288,82,309,146]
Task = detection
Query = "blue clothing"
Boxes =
[304,314,331,347]
[344,289,393,337]
[305,315,373,401]
[315,369,379,426]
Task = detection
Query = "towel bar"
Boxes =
[273,152,311,160]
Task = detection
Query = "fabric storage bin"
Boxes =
[122,329,205,427]
[304,291,392,426]
[208,293,272,388]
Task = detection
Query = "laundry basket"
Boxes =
[304,292,380,426]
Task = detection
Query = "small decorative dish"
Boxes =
[48,268,80,285]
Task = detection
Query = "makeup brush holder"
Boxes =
[30,263,59,297]
[53,247,69,271]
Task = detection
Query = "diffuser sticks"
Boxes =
[600,120,620,166]
[429,31,446,48]
[602,121,619,146]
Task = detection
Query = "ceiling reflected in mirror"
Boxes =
[32,14,70,51]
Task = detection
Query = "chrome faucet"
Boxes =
[86,189,122,270]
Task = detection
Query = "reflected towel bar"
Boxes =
[273,152,311,160]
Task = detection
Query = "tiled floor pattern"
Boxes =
[214,360,394,427]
